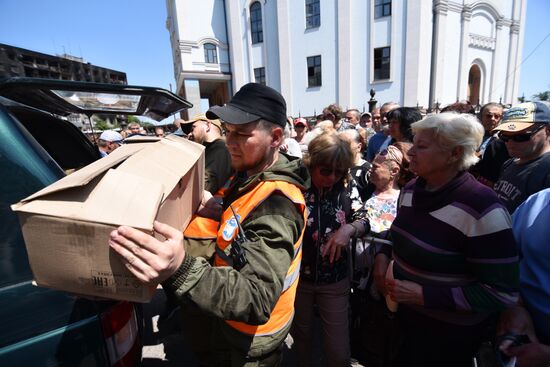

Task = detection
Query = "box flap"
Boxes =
[18,143,148,203]
[118,136,205,199]
[13,169,164,230]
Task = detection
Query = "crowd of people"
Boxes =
[102,83,549,367]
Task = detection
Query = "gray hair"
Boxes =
[411,112,484,171]
[338,128,361,143]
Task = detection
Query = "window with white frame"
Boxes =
[250,2,263,44]
[307,55,322,87]
[204,43,218,64]
[374,0,391,18]
[306,0,320,29]
[374,46,390,80]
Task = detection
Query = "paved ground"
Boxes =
[141,289,364,366]
[141,289,198,366]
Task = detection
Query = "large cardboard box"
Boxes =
[11,135,205,302]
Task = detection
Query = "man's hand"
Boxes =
[109,221,186,285]
[497,305,539,356]
[506,342,550,367]
[497,306,538,344]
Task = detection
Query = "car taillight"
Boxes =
[100,301,141,367]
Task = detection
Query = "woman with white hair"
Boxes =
[374,113,519,367]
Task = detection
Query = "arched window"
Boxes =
[204,43,218,64]
[468,64,481,106]
[250,2,263,44]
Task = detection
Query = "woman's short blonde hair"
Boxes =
[411,112,484,171]
[304,132,354,171]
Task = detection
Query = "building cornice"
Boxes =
[510,21,520,34]
[196,37,229,49]
[179,70,232,81]
[179,40,196,54]
[469,33,496,50]
[462,5,472,21]
[434,0,449,15]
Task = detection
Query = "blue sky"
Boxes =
[1,0,549,102]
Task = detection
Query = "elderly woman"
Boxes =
[375,113,519,367]
[292,132,369,367]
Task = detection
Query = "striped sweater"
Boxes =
[387,172,519,324]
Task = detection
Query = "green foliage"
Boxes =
[93,117,109,131]
[127,115,141,124]
[533,91,550,101]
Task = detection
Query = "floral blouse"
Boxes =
[300,180,364,284]
[361,192,399,236]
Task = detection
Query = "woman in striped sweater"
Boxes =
[377,113,519,367]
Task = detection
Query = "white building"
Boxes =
[166,0,526,118]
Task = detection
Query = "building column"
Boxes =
[184,79,202,118]
[225,0,246,93]
[403,0,432,107]
[337,0,352,108]
[457,5,471,101]
[489,19,505,102]
[276,0,293,113]
[429,0,448,109]
[504,22,519,103]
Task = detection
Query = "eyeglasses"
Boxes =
[498,125,546,143]
[378,146,403,166]
[319,167,347,177]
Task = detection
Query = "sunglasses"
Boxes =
[319,167,347,177]
[498,125,545,143]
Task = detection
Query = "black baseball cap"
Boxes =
[206,83,287,128]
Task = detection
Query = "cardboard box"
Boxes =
[11,135,205,302]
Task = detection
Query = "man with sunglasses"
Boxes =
[493,101,550,213]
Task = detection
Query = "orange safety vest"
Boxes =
[184,180,306,337]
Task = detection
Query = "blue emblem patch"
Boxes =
[222,214,241,241]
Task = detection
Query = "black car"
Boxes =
[0,77,191,366]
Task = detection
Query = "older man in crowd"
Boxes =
[366,102,399,161]
[471,102,510,187]
[493,101,550,213]
[97,130,123,157]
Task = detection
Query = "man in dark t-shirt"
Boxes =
[182,114,233,194]
[470,103,510,187]
[493,101,550,213]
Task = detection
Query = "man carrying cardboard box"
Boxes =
[109,83,308,366]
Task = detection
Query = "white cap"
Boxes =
[99,130,123,142]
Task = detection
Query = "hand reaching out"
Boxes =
[322,224,354,263]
